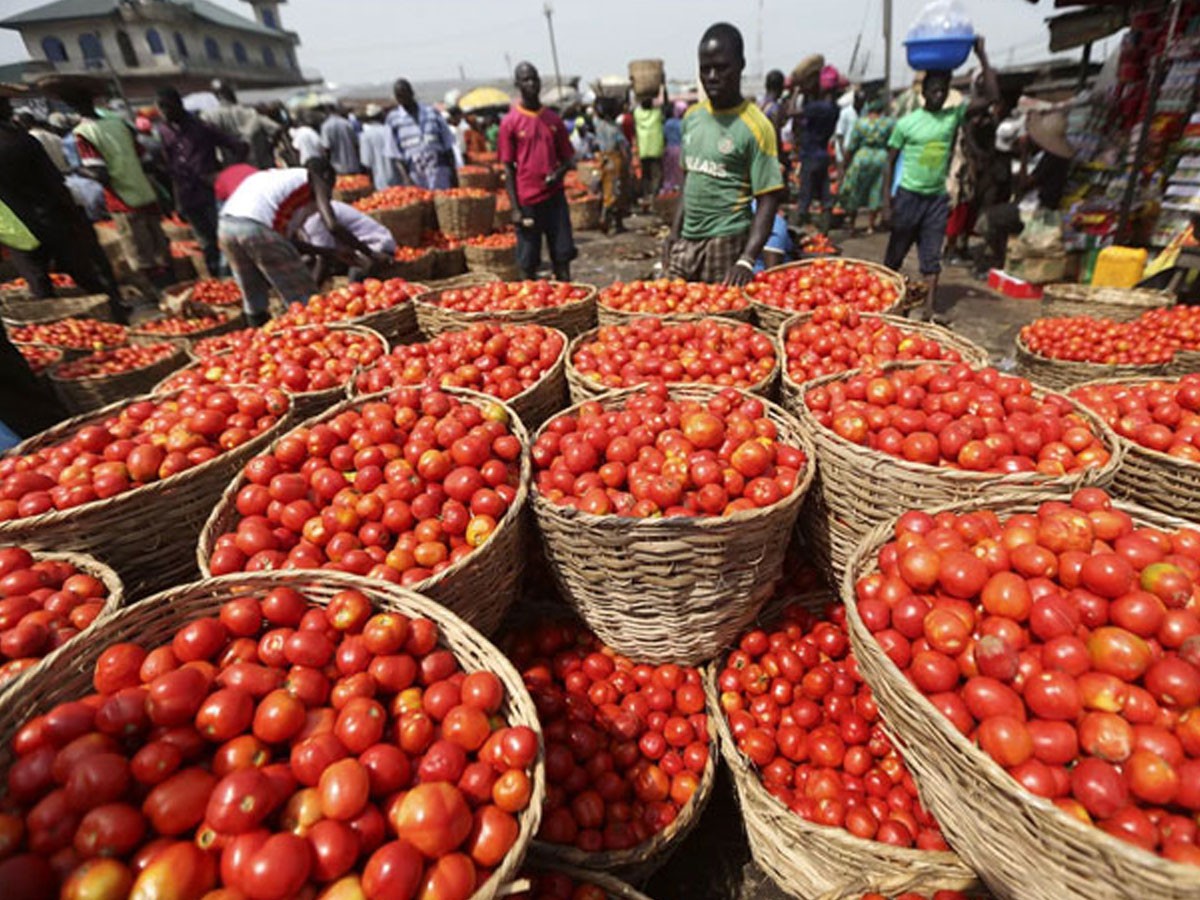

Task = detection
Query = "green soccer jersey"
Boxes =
[888,104,967,196]
[681,100,783,240]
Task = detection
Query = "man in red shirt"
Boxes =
[499,62,576,281]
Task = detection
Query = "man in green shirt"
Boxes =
[883,38,997,320]
[666,22,784,286]
[633,89,665,208]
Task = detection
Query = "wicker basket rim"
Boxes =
[564,317,780,397]
[197,385,531,600]
[0,383,294,533]
[594,285,752,317]
[742,257,907,311]
[515,858,654,900]
[776,310,991,394]
[794,359,1126,488]
[413,282,599,315]
[1041,283,1175,307]
[129,311,243,338]
[839,494,1200,884]
[0,292,112,324]
[1014,331,1175,370]
[47,342,188,386]
[528,383,816,532]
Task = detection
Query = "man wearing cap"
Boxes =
[882,38,998,321]
[666,23,783,286]
[358,104,403,189]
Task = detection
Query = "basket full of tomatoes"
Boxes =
[0,569,546,900]
[1071,376,1200,521]
[1042,284,1175,323]
[463,231,519,279]
[707,602,980,899]
[503,619,717,882]
[843,490,1200,900]
[795,362,1122,582]
[0,384,292,598]
[49,341,190,416]
[529,384,814,665]
[1015,322,1170,393]
[198,386,530,637]
[510,861,654,899]
[565,317,780,404]
[0,292,114,326]
[274,278,426,347]
[415,281,598,340]
[596,280,752,327]
[435,189,499,240]
[130,311,245,350]
[355,187,434,247]
[743,258,906,335]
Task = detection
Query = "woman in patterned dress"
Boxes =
[840,100,894,235]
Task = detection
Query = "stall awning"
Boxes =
[1048,6,1129,51]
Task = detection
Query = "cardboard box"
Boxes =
[988,269,1044,300]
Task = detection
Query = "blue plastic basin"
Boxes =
[904,35,974,72]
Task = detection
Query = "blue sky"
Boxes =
[0,0,1111,88]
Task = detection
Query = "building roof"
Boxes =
[0,0,282,39]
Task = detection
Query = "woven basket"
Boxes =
[1041,283,1174,322]
[465,242,519,277]
[595,298,753,328]
[778,311,992,410]
[0,549,124,705]
[1014,333,1168,392]
[789,361,1124,583]
[435,192,498,239]
[703,666,979,900]
[0,292,115,324]
[387,252,437,282]
[530,690,718,884]
[841,497,1200,900]
[1071,375,1200,520]
[130,312,246,349]
[0,569,545,900]
[432,245,468,279]
[0,386,292,599]
[333,186,372,204]
[341,286,425,346]
[415,283,598,339]
[198,386,530,636]
[745,258,907,336]
[564,320,780,404]
[532,385,815,665]
[514,859,654,899]
[1168,350,1200,378]
[459,167,498,191]
[368,203,426,247]
[568,197,602,231]
[49,343,190,415]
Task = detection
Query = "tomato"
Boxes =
[319,758,371,821]
[129,842,217,900]
[362,840,423,900]
[61,857,135,900]
[74,803,146,859]
[142,769,217,836]
[390,783,473,858]
[205,768,278,834]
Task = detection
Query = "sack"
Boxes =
[907,0,974,41]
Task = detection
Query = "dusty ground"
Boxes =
[565,214,1030,900]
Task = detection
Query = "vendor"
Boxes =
[217,158,385,325]
[295,200,396,284]
[665,22,784,286]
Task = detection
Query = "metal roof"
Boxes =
[1,0,285,39]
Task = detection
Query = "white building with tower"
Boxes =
[0,0,309,96]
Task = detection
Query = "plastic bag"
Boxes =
[906,0,974,41]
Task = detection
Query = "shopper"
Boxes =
[156,87,245,277]
[792,65,841,230]
[320,105,361,175]
[840,98,894,235]
[633,91,665,206]
[498,61,576,281]
[882,38,998,321]
[202,81,283,169]
[358,104,403,189]
[387,79,459,189]
[665,23,783,286]
[594,98,630,234]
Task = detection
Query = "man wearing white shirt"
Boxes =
[290,112,327,164]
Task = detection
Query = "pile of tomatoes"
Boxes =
[532,385,806,518]
[422,231,463,250]
[54,343,179,381]
[17,344,62,375]
[206,388,522,586]
[570,318,777,393]
[745,260,900,316]
[784,307,971,385]
[598,280,749,317]
[801,233,839,256]
[355,323,565,401]
[1,273,75,292]
[1020,318,1173,367]
[132,313,231,338]
[0,583,539,900]
[431,282,590,314]
[1071,376,1200,462]
[273,280,422,331]
[0,547,111,687]
[10,318,127,352]
[855,488,1200,863]
[436,188,491,200]
[190,280,243,308]
[1141,307,1200,352]
[192,328,259,360]
[803,363,1112,476]
[166,326,386,396]
[464,231,516,249]
[353,187,433,212]
[335,173,372,192]
[394,246,436,263]
[718,604,950,850]
[505,621,710,852]
[0,384,287,520]
[512,868,626,900]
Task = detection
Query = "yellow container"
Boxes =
[1091,246,1148,289]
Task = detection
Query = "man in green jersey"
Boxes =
[665,22,784,286]
[883,38,998,320]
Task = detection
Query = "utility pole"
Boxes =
[882,0,893,101]
[458,64,466,82]
[504,53,512,77]
[756,0,764,81]
[543,2,564,96]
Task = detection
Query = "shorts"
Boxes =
[515,191,576,274]
[667,230,748,284]
[884,188,950,276]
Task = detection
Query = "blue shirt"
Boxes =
[663,118,682,148]
[799,99,839,159]
[358,122,401,189]
[752,199,792,271]
[385,104,457,190]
